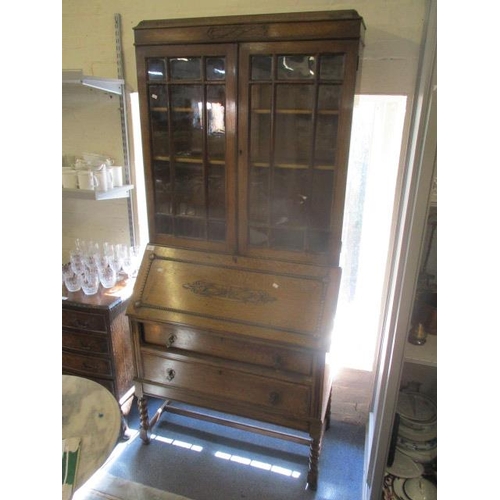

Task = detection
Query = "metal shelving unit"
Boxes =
[62,184,134,200]
[62,14,137,246]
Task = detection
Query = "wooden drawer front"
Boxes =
[142,352,311,416]
[62,309,107,333]
[62,351,112,377]
[62,330,109,354]
[142,323,313,376]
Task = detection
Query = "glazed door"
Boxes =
[136,44,238,253]
[238,40,359,266]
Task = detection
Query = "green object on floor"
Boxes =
[62,437,81,500]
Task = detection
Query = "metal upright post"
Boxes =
[114,13,137,247]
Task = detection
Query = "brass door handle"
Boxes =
[72,319,90,329]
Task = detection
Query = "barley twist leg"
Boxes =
[137,396,151,444]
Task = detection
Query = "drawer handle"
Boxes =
[79,341,92,350]
[269,391,280,405]
[72,319,90,329]
[83,362,98,370]
[166,368,176,381]
[272,354,283,369]
[165,334,177,349]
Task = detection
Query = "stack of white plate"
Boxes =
[395,391,437,465]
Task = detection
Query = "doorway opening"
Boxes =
[331,94,407,372]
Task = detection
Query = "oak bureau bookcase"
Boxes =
[127,10,365,489]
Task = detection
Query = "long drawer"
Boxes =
[141,351,311,417]
[62,351,113,377]
[62,330,109,354]
[141,322,313,376]
[62,309,107,333]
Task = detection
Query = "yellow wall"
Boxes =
[61,0,429,262]
[62,0,428,94]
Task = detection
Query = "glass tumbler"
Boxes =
[99,265,117,289]
[82,270,99,296]
[64,272,82,292]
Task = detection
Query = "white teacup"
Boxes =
[62,169,78,189]
[110,166,124,187]
[95,167,114,192]
[77,170,99,190]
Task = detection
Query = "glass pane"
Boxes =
[272,169,309,226]
[250,85,272,165]
[251,84,272,110]
[207,85,226,161]
[319,54,344,80]
[277,55,315,80]
[174,163,205,217]
[171,86,203,158]
[310,170,334,229]
[251,55,272,80]
[315,115,338,166]
[149,84,168,109]
[151,111,169,158]
[170,84,203,109]
[206,57,226,80]
[170,57,201,80]
[153,160,172,215]
[274,114,312,165]
[318,85,342,111]
[155,191,173,216]
[309,230,330,253]
[208,165,225,219]
[174,218,206,239]
[249,167,269,224]
[208,221,226,241]
[147,58,166,80]
[155,214,174,234]
[249,226,269,247]
[276,84,314,111]
[271,228,304,251]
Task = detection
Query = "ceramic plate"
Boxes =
[393,477,411,500]
[403,477,437,500]
[397,392,437,424]
[397,435,437,452]
[387,450,424,479]
[397,444,437,464]
[398,420,437,442]
[398,415,437,432]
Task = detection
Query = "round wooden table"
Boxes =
[62,375,121,492]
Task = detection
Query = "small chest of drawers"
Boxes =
[62,279,135,415]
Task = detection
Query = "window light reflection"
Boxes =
[152,434,203,452]
[214,451,301,478]
[151,434,300,478]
